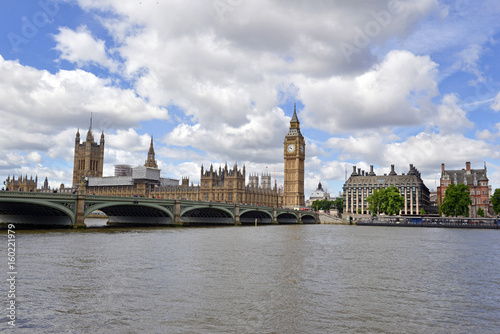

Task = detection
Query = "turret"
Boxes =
[144,136,158,169]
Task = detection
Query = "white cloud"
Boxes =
[476,129,495,140]
[325,131,499,190]
[0,55,168,142]
[68,0,440,133]
[106,128,152,152]
[298,50,439,133]
[2,0,500,194]
[165,107,289,163]
[430,94,473,134]
[54,25,117,71]
[27,152,43,163]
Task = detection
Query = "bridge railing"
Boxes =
[0,191,78,199]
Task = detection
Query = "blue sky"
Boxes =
[1,0,499,198]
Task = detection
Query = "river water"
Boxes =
[3,222,500,333]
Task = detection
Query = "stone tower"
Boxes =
[249,173,259,188]
[283,103,305,207]
[261,173,272,189]
[72,115,105,188]
[144,136,158,169]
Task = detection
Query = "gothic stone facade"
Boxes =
[83,161,282,207]
[76,105,308,208]
[283,104,305,207]
[150,164,282,207]
[3,175,38,192]
[72,126,105,187]
[343,164,430,215]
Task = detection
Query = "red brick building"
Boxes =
[437,162,490,217]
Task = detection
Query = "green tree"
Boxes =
[366,189,383,214]
[440,183,472,217]
[332,197,344,213]
[420,207,426,215]
[312,199,333,212]
[381,186,405,215]
[367,186,404,216]
[477,207,485,217]
[491,188,500,215]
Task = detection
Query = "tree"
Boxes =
[312,199,333,212]
[366,186,404,216]
[420,207,426,215]
[381,186,405,215]
[440,183,472,217]
[491,188,500,215]
[477,207,485,217]
[366,189,383,214]
[332,197,344,213]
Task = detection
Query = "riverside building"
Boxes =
[437,162,491,217]
[343,164,431,215]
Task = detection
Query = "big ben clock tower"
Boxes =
[284,103,305,208]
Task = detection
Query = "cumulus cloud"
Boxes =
[165,107,289,163]
[476,129,496,141]
[0,55,168,135]
[70,0,439,131]
[430,94,473,134]
[298,50,439,133]
[324,131,499,188]
[54,25,117,71]
[1,0,500,194]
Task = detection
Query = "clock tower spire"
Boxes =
[283,103,305,208]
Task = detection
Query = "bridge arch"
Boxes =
[301,214,317,224]
[85,202,174,225]
[277,212,299,224]
[239,209,273,224]
[0,198,75,226]
[181,205,235,225]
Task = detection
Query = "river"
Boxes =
[3,221,500,333]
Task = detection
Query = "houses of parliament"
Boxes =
[70,107,306,208]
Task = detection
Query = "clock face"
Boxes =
[287,144,295,153]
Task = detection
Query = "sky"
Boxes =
[1,0,500,198]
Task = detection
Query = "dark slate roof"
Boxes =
[344,164,427,189]
[442,168,488,185]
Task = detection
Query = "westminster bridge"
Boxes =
[0,192,317,228]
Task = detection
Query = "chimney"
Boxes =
[369,165,376,176]
[389,164,396,176]
[441,163,445,174]
[466,161,471,171]
[358,168,361,175]
[352,166,357,176]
